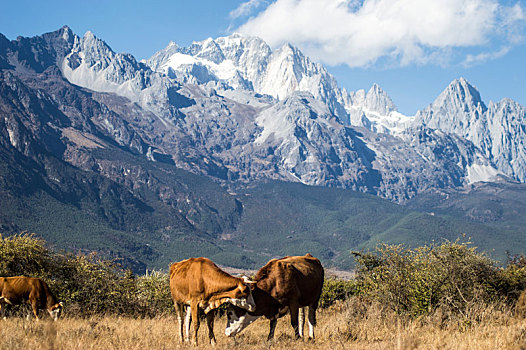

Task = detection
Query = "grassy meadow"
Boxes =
[1,298,525,349]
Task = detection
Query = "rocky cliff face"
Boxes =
[144,34,351,124]
[0,32,243,238]
[1,27,524,205]
[415,78,526,182]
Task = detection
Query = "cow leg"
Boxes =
[29,289,42,321]
[307,306,317,339]
[206,309,216,345]
[0,299,11,320]
[298,307,305,338]
[289,303,301,339]
[184,305,192,343]
[190,302,200,345]
[30,301,39,321]
[174,302,185,343]
[267,318,278,341]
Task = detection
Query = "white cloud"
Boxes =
[229,0,266,20]
[463,46,511,66]
[234,0,526,67]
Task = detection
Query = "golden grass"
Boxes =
[1,298,526,350]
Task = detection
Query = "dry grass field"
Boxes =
[1,298,526,350]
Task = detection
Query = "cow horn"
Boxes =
[241,276,256,284]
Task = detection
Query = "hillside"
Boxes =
[231,181,523,268]
[0,27,525,271]
[0,129,249,271]
[3,167,520,271]
[405,180,526,261]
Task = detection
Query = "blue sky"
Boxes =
[1,0,525,115]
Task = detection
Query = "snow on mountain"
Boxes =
[144,34,408,128]
[13,27,522,199]
[57,29,412,139]
[347,84,412,134]
[415,79,525,182]
[244,92,465,200]
[251,92,366,185]
[61,30,183,124]
[466,163,500,184]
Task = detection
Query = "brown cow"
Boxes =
[225,254,324,340]
[169,257,256,345]
[0,276,63,321]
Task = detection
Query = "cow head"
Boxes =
[203,278,256,314]
[48,302,63,321]
[225,304,260,337]
[228,277,256,312]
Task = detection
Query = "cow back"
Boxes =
[169,257,250,310]
[255,254,324,307]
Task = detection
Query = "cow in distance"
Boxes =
[0,276,63,321]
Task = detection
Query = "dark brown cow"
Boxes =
[169,257,256,345]
[225,254,324,340]
[0,276,63,321]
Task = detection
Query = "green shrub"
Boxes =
[353,240,526,317]
[136,270,173,316]
[0,233,174,317]
[0,233,54,277]
[319,278,357,308]
[5,233,524,319]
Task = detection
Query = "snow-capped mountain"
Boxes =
[144,34,421,136]
[2,26,524,203]
[145,34,378,125]
[4,26,526,272]
[142,33,515,188]
[346,84,413,134]
[416,78,526,182]
[61,29,186,123]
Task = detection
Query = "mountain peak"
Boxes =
[83,30,98,42]
[450,77,473,91]
[79,30,115,56]
[369,82,381,91]
[443,77,484,108]
[276,42,302,58]
[228,32,243,39]
[365,83,397,114]
[60,25,73,41]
